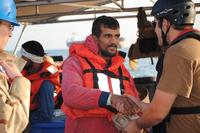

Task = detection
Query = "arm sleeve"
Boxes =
[0,76,31,132]
[9,76,30,118]
[61,56,109,110]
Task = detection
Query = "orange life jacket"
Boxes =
[22,61,62,111]
[62,44,138,120]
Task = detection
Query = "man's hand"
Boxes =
[113,113,140,131]
[111,94,141,115]
[0,61,22,80]
[123,120,143,133]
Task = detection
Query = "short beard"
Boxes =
[100,49,116,57]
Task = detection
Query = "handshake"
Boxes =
[110,94,143,131]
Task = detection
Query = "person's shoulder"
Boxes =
[63,55,80,66]
[176,37,199,49]
[167,38,200,60]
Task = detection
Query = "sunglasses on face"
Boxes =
[9,25,14,31]
[0,21,14,31]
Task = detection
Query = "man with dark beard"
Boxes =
[61,15,140,133]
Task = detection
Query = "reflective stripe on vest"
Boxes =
[83,57,129,95]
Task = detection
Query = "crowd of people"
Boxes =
[0,0,199,133]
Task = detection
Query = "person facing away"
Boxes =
[20,40,62,123]
[61,15,141,133]
[0,0,31,132]
[124,0,200,133]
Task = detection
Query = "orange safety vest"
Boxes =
[62,44,138,120]
[22,61,62,111]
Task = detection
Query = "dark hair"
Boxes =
[22,40,45,57]
[92,15,120,37]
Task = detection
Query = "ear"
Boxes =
[92,35,98,44]
[162,19,171,32]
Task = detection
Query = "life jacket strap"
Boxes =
[170,106,200,115]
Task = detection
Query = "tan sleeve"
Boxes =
[8,76,30,132]
[9,76,30,117]
[0,76,30,132]
[157,50,193,98]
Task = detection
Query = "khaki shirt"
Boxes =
[157,38,200,133]
[0,51,30,133]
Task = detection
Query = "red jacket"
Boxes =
[61,35,138,133]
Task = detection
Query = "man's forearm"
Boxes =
[132,89,177,130]
[136,104,164,129]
